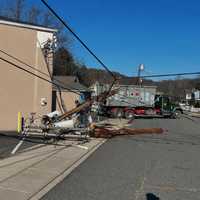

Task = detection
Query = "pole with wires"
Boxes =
[41,40,67,113]
[40,0,115,79]
[40,0,117,99]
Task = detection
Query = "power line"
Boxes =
[40,0,116,80]
[40,0,118,108]
[40,1,200,84]
[38,41,66,113]
[0,49,81,94]
[0,49,48,77]
[0,56,81,95]
[141,72,200,78]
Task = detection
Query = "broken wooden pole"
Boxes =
[91,127,164,138]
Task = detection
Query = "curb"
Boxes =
[29,139,107,200]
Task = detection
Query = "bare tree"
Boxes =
[0,0,75,76]
[3,0,26,20]
[41,11,72,47]
[0,0,71,47]
[28,5,41,24]
[15,0,25,20]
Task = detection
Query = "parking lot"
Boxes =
[0,132,58,161]
[42,116,200,200]
[0,133,35,159]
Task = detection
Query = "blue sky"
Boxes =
[35,0,200,77]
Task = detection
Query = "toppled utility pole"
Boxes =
[56,89,118,121]
[90,125,164,138]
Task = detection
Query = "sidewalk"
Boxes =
[0,138,105,200]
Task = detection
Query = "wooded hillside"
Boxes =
[53,47,200,99]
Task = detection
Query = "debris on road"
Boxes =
[12,89,166,154]
[90,124,164,138]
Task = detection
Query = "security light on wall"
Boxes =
[41,98,47,106]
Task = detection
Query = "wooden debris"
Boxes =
[58,89,118,121]
[91,127,164,138]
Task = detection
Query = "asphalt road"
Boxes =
[42,117,200,200]
[0,132,38,159]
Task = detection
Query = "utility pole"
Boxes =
[136,64,144,86]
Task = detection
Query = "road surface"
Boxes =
[42,117,200,200]
[0,132,39,159]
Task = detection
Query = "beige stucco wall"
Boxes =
[0,24,53,131]
[56,91,79,113]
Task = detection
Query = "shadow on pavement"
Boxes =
[146,193,160,200]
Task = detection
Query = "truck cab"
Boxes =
[155,95,183,118]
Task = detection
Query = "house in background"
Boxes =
[185,89,200,102]
[52,76,90,113]
[0,17,57,131]
[90,81,110,97]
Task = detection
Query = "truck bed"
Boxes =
[106,85,157,107]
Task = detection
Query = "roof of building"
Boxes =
[0,16,57,32]
[53,76,90,92]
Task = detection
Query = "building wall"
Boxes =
[56,91,79,113]
[0,24,53,131]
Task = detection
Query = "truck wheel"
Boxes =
[174,110,182,119]
[111,108,124,118]
[125,110,135,119]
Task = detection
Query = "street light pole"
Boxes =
[137,64,144,86]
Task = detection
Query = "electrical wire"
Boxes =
[0,48,81,95]
[141,71,200,78]
[0,49,49,77]
[0,56,81,95]
[40,1,200,88]
[40,0,118,107]
[39,41,66,113]
[41,0,116,80]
